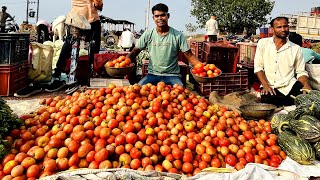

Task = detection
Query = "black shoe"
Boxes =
[14,84,43,98]
[65,84,81,95]
[44,80,66,92]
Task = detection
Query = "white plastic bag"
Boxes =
[306,64,320,90]
[28,42,54,82]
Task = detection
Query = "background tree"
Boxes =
[185,23,198,36]
[190,0,274,35]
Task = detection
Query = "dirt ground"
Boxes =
[2,90,66,116]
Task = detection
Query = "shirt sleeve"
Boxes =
[312,50,320,61]
[179,34,190,53]
[295,48,309,78]
[254,40,264,73]
[136,31,149,50]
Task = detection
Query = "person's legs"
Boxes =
[89,21,101,54]
[0,26,5,33]
[212,35,217,41]
[45,34,73,92]
[261,81,304,107]
[260,88,287,107]
[53,34,73,79]
[138,74,160,86]
[162,76,184,87]
[208,35,214,42]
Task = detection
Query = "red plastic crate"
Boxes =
[141,60,188,86]
[236,42,257,63]
[195,69,249,97]
[0,61,29,96]
[190,41,204,61]
[202,41,238,73]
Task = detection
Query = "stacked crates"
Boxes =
[0,33,30,96]
[192,41,249,96]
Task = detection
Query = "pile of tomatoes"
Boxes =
[191,63,221,78]
[105,56,133,68]
[0,82,286,179]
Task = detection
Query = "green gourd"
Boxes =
[277,122,315,165]
[288,115,320,142]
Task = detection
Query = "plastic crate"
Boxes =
[0,61,29,96]
[236,42,257,63]
[141,60,188,86]
[0,33,30,64]
[202,41,238,73]
[190,41,204,61]
[195,69,249,97]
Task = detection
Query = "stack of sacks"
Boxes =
[43,40,88,69]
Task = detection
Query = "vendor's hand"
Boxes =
[261,84,276,96]
[301,85,312,94]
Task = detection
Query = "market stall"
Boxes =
[1,80,320,179]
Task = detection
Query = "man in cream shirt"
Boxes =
[254,17,311,107]
[205,14,218,42]
[120,26,135,51]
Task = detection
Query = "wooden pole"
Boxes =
[146,0,150,30]
[26,0,29,23]
[36,0,39,22]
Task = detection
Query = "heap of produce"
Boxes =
[105,56,133,68]
[0,98,22,159]
[0,83,286,179]
[191,63,221,78]
[271,89,320,165]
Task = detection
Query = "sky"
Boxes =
[2,0,320,34]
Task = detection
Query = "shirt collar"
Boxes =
[269,37,292,51]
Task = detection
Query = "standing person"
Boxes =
[205,14,218,42]
[120,26,135,51]
[289,32,320,64]
[14,0,103,97]
[126,3,201,87]
[254,17,311,107]
[0,6,13,33]
[44,0,103,92]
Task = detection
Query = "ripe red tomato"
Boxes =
[225,154,237,166]
[245,153,254,163]
[270,155,281,164]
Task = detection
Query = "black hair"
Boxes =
[2,6,7,10]
[152,3,168,14]
[269,17,289,27]
[288,32,303,46]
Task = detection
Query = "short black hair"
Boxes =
[269,17,289,27]
[2,6,7,10]
[288,32,303,46]
[152,3,168,14]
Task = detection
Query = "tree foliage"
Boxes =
[185,23,198,35]
[190,0,275,34]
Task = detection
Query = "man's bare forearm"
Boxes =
[126,47,141,63]
[183,50,201,66]
[298,75,311,89]
[256,71,269,87]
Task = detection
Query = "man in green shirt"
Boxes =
[127,3,201,86]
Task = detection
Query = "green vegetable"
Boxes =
[277,122,315,165]
[270,114,292,134]
[289,115,320,142]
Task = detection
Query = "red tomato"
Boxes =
[225,154,237,166]
[270,155,281,164]
[245,153,254,163]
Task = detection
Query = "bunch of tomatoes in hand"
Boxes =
[105,56,133,68]
[191,63,221,78]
